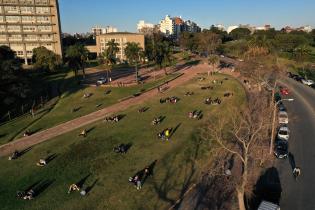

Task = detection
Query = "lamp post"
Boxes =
[269,98,294,154]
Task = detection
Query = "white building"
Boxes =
[227,25,239,33]
[137,20,154,32]
[91,26,118,36]
[214,24,226,31]
[159,15,174,36]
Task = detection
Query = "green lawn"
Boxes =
[0,72,181,145]
[0,74,246,210]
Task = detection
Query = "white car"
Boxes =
[301,79,314,86]
[277,126,290,140]
[278,111,289,124]
[97,77,107,85]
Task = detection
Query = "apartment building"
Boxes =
[95,32,144,61]
[91,25,118,36]
[0,0,62,64]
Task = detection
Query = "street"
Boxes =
[276,78,315,210]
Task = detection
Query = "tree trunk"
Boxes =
[82,64,86,79]
[237,189,246,210]
[135,63,138,83]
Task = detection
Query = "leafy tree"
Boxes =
[196,31,222,56]
[32,46,62,72]
[99,40,119,82]
[208,54,220,72]
[230,28,251,40]
[65,44,89,78]
[293,45,311,78]
[155,41,173,75]
[180,32,198,51]
[125,42,143,82]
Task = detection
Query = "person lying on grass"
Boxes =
[17,189,35,200]
[113,144,128,154]
[36,159,47,167]
[23,130,31,137]
[68,184,80,194]
[138,107,147,113]
[184,91,194,96]
[104,116,120,123]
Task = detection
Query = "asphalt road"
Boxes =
[276,78,315,210]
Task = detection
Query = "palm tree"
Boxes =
[99,40,119,83]
[65,44,89,78]
[155,41,172,75]
[125,42,143,82]
[208,54,219,73]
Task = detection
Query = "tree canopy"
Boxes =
[32,46,62,72]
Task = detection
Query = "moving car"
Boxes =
[274,139,289,159]
[278,111,289,124]
[301,79,314,86]
[277,126,290,140]
[96,77,107,85]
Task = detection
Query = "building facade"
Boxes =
[159,15,174,36]
[95,32,144,61]
[0,0,62,64]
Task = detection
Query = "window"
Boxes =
[22,16,36,23]
[7,25,20,32]
[4,6,19,14]
[5,16,20,22]
[35,0,49,5]
[20,6,35,14]
[3,0,19,4]
[16,51,24,56]
[37,16,50,23]
[20,0,34,5]
[0,25,5,32]
[0,16,4,22]
[0,35,7,41]
[8,34,22,41]
[39,34,53,41]
[36,7,50,14]
[24,34,37,41]
[23,25,37,32]
[38,25,51,32]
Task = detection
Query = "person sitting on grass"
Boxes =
[164,128,170,141]
[205,97,212,105]
[36,159,47,167]
[138,107,147,113]
[113,144,127,154]
[23,130,31,137]
[188,112,194,118]
[23,189,35,200]
[152,117,161,125]
[8,150,20,160]
[129,175,142,190]
[170,97,178,104]
[79,129,87,137]
[68,183,80,194]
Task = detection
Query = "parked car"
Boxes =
[301,79,314,86]
[278,111,289,124]
[277,102,286,112]
[97,77,107,85]
[274,139,289,159]
[277,126,290,140]
[258,201,281,210]
[293,75,303,82]
[279,86,289,95]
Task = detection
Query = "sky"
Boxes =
[58,0,315,34]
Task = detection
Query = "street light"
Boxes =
[269,98,294,154]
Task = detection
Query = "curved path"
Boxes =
[276,78,315,210]
[0,64,210,157]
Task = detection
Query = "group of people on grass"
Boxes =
[104,116,120,123]
[160,96,179,104]
[205,97,222,105]
[188,110,202,120]
[129,165,153,190]
[158,128,171,141]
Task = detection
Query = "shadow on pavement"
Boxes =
[249,167,282,210]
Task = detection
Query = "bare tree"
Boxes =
[201,93,272,210]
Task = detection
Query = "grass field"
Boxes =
[0,74,246,210]
[0,72,181,145]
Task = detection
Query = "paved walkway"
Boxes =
[0,64,210,157]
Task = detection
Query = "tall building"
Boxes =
[95,32,144,61]
[0,0,62,64]
[137,20,154,32]
[159,15,201,38]
[159,15,174,36]
[91,25,118,36]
